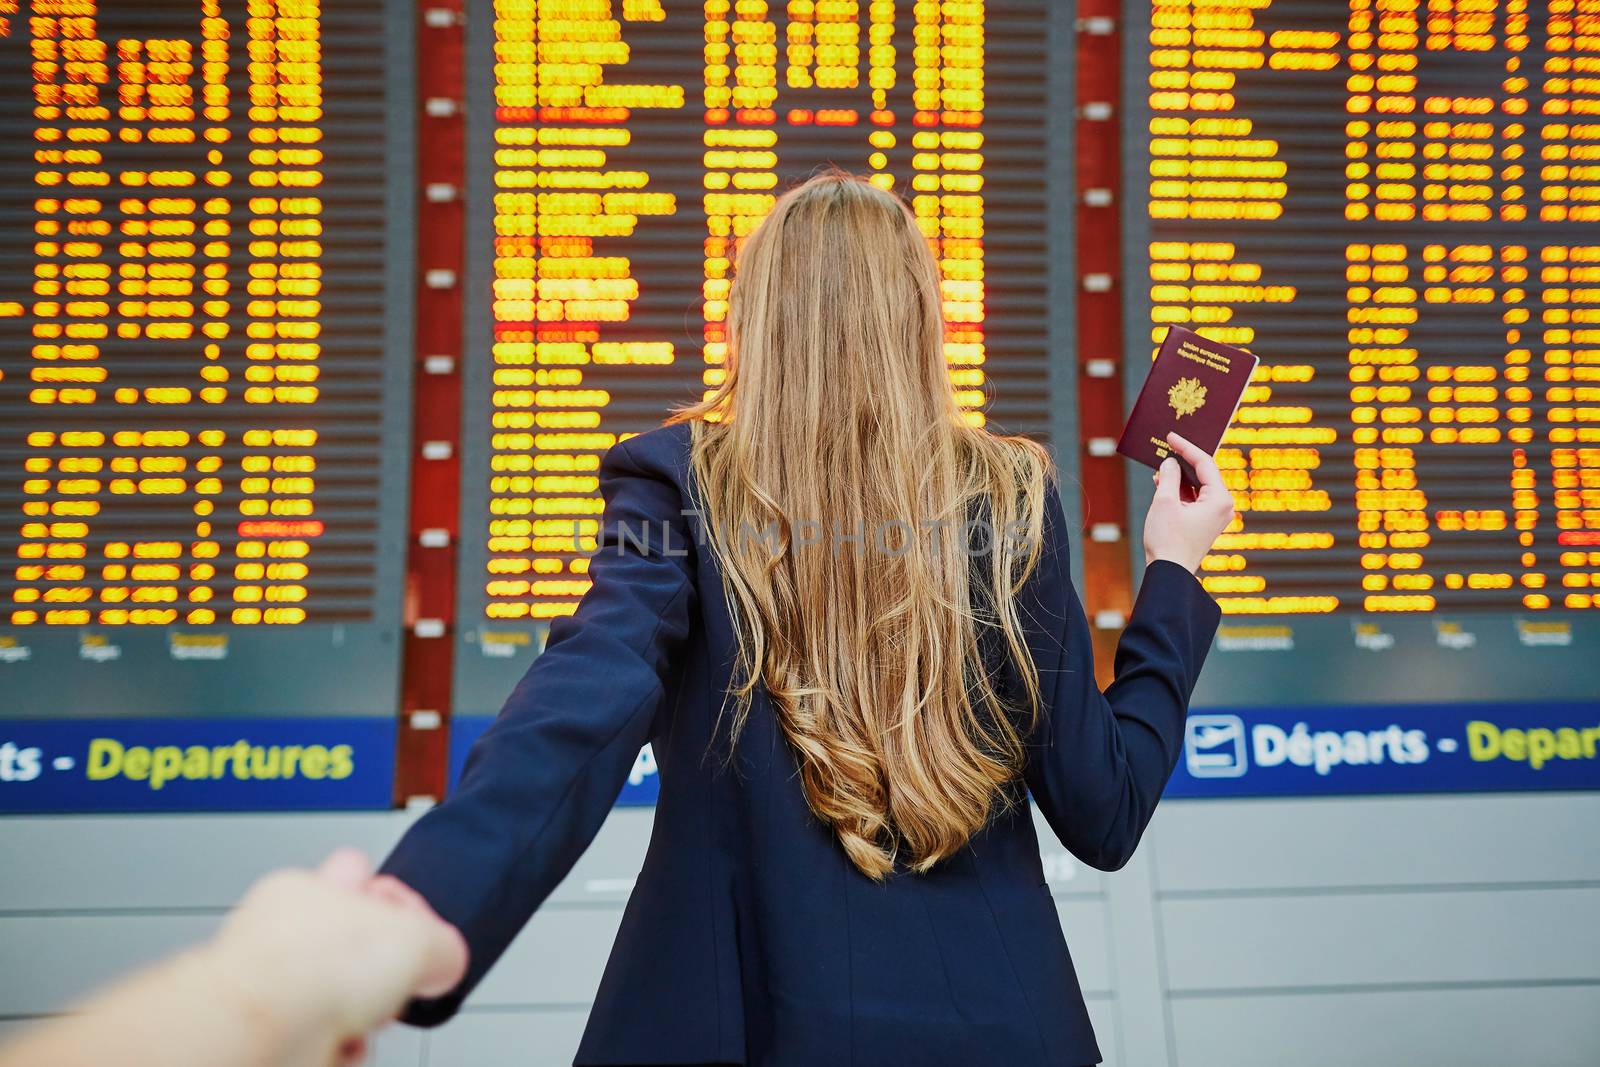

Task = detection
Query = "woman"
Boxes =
[379,173,1231,1066]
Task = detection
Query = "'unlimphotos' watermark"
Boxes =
[571,510,1041,560]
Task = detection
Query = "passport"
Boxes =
[1116,325,1259,489]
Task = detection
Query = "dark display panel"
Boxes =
[1124,0,1600,706]
[0,0,413,717]
[453,0,1075,711]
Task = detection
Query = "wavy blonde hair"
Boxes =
[670,173,1051,879]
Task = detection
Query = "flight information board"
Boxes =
[452,0,1075,711]
[1124,0,1600,725]
[0,0,414,722]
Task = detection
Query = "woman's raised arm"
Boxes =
[1022,441,1228,871]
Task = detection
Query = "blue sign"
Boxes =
[444,702,1600,808]
[0,717,396,813]
[447,714,659,806]
[1167,701,1600,798]
[29,703,1584,814]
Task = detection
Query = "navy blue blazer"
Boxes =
[380,421,1220,1066]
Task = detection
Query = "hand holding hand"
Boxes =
[201,850,468,1067]
[1142,432,1236,574]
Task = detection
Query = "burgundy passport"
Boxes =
[1116,325,1259,488]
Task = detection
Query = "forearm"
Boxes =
[0,947,296,1067]
[1027,559,1220,870]
[0,853,468,1067]
[1106,561,1219,772]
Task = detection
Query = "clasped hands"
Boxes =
[200,849,469,1067]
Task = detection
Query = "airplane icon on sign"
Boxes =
[1184,715,1248,778]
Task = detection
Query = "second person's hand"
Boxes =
[1143,432,1236,574]
[202,849,469,1067]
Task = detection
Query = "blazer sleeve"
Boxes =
[1021,480,1220,872]
[378,436,696,1026]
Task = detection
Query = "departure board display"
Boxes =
[0,0,414,717]
[453,0,1074,710]
[1124,0,1600,706]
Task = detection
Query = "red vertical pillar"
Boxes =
[396,2,466,804]
[1074,7,1134,688]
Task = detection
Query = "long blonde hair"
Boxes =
[670,173,1051,879]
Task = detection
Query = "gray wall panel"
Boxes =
[0,913,219,1016]
[424,1010,590,1067]
[544,809,654,907]
[1150,795,1600,892]
[4,794,1598,1067]
[0,807,654,913]
[1102,847,1173,1067]
[1168,986,1600,1067]
[367,1025,425,1067]
[1084,996,1120,1067]
[0,813,414,911]
[471,907,622,1008]
[1057,899,1115,997]
[1162,888,1600,991]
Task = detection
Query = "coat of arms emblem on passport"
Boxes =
[1167,376,1207,418]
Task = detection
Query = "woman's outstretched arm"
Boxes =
[379,435,697,1025]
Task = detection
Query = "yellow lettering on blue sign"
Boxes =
[85,737,354,790]
[1466,720,1600,772]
